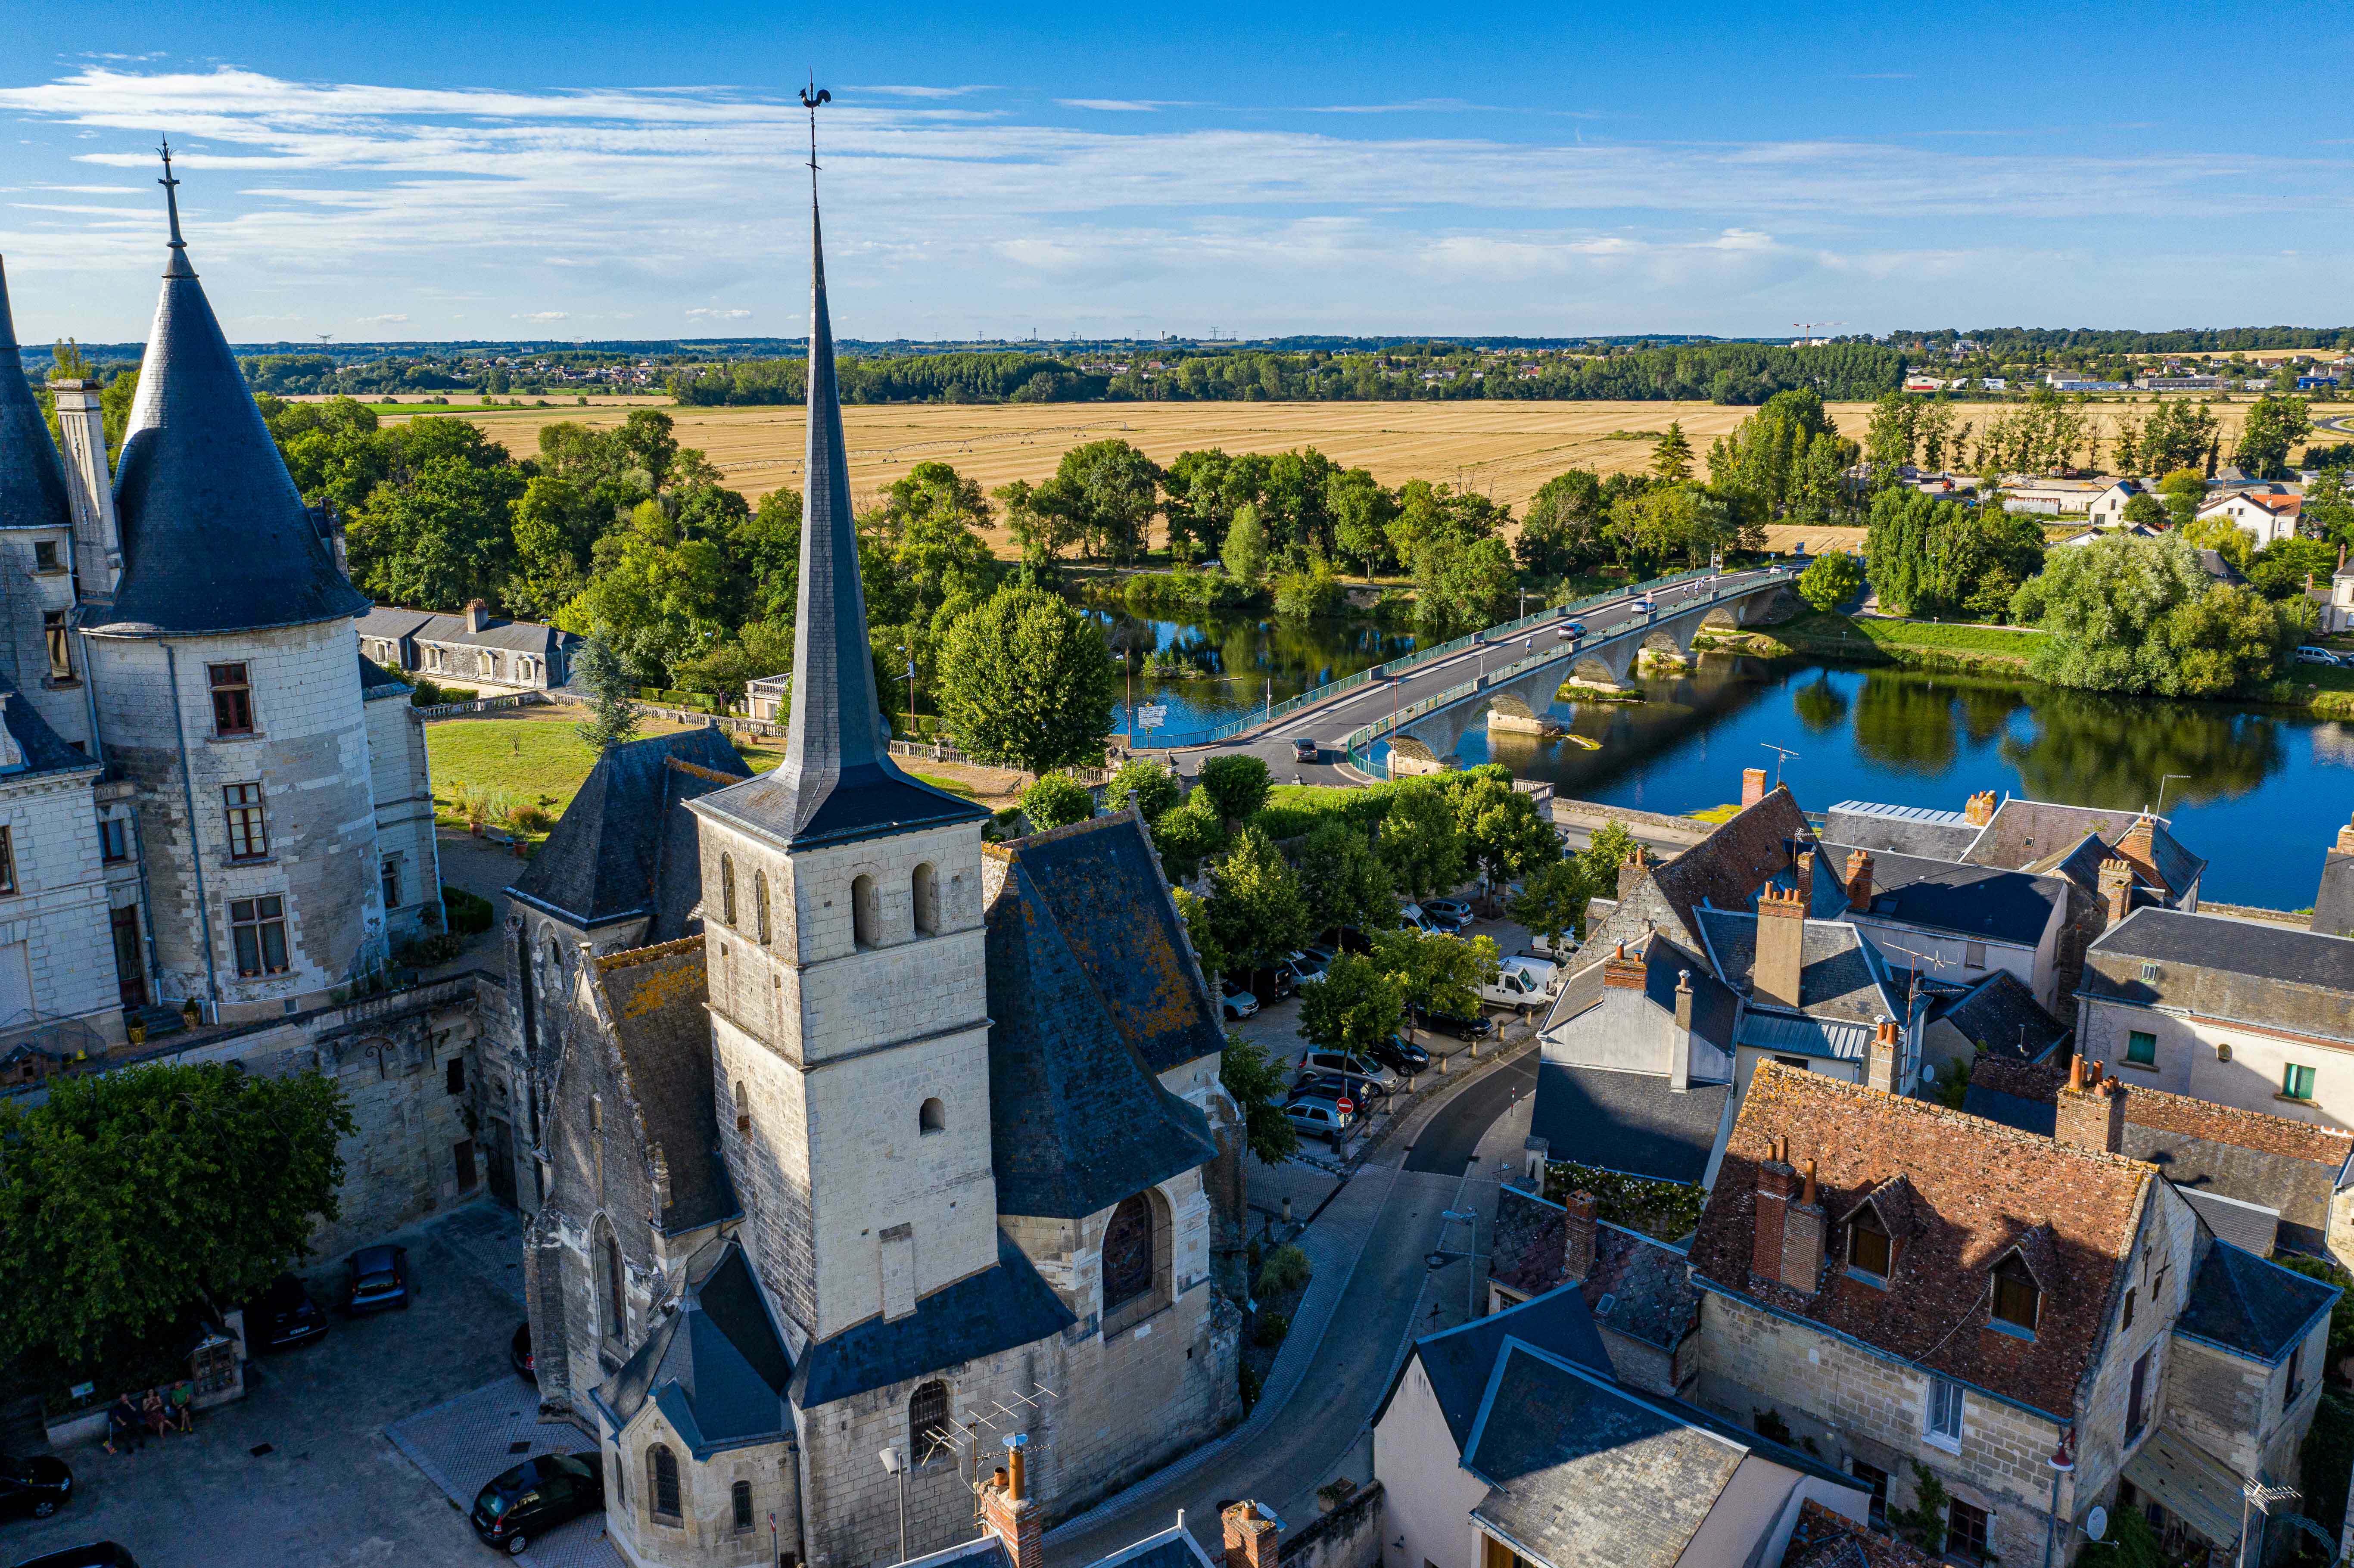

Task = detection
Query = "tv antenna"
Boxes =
[1759,741,1800,787]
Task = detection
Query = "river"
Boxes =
[1092,607,2354,912]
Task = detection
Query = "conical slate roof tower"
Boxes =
[0,258,76,535]
[91,146,368,638]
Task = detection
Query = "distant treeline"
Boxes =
[668,342,1909,408]
[1896,326,2354,356]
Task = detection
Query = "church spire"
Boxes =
[0,256,78,534]
[157,140,193,279]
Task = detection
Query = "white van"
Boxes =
[1482,956,1562,1011]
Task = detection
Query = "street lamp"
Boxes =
[878,1445,908,1564]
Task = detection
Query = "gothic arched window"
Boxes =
[649,1443,681,1522]
[908,1380,952,1463]
[1102,1195,1154,1313]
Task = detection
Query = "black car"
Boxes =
[511,1322,535,1383]
[0,1454,72,1522]
[246,1272,329,1351]
[1411,1002,1495,1040]
[1294,1070,1388,1106]
[1369,1033,1431,1073]
[471,1451,604,1556]
[9,1546,133,1568]
[342,1244,411,1314]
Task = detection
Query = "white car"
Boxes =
[1481,955,1562,1011]
[1220,979,1259,1020]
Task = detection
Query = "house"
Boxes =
[1902,375,1943,394]
[1918,970,2073,1084]
[744,671,790,723]
[2192,490,2301,549]
[1372,1284,1870,1568]
[1689,1062,2339,1568]
[1485,1178,1702,1400]
[357,600,578,693]
[2313,557,2354,635]
[2084,479,2141,523]
[2052,521,2160,549]
[2000,479,2112,516]
[1817,842,2072,1013]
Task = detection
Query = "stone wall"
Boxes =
[0,759,125,1046]
[607,1406,797,1568]
[1280,1481,1385,1568]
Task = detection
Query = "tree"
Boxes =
[1706,390,1858,519]
[1862,488,2045,621]
[1414,534,1518,635]
[0,1062,354,1369]
[1196,753,1272,830]
[2011,531,2309,697]
[1218,1036,1298,1165]
[936,585,1118,775]
[993,476,1087,564]
[1021,771,1095,831]
[1172,886,1228,980]
[2120,492,2166,527]
[2233,394,2311,479]
[1516,468,1608,579]
[2157,468,2207,530]
[1576,821,1640,902]
[2305,465,2354,548]
[1452,774,1559,889]
[1056,438,1161,563]
[1370,926,1498,1040]
[1797,551,1865,612]
[1377,780,1468,900]
[1651,421,1695,483]
[1224,504,1269,586]
[343,423,527,611]
[1103,757,1182,822]
[1298,952,1407,1058]
[1204,827,1311,973]
[1327,467,1398,581]
[2247,538,2343,601]
[2140,401,2221,476]
[1508,860,1588,952]
[573,635,641,751]
[558,501,743,684]
[1861,392,1918,478]
[1152,793,1229,882]
[1295,818,1397,935]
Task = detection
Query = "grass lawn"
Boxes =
[1846,615,2046,656]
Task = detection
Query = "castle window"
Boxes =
[228,896,288,977]
[1103,1195,1155,1314]
[99,814,129,864]
[0,829,16,895]
[208,663,254,736]
[735,1081,750,1134]
[908,1380,952,1462]
[33,541,58,572]
[912,862,939,935]
[223,782,270,860]
[754,871,770,944]
[599,1221,626,1343]
[44,612,73,681]
[649,1444,681,1523]
[720,855,737,927]
[732,1479,754,1532]
[852,874,880,949]
[920,1097,946,1136]
[381,853,402,912]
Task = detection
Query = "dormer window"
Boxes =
[1991,1254,2041,1336]
[1848,1210,1893,1282]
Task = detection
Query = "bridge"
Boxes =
[1155,564,1800,784]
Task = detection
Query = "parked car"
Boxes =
[342,1244,412,1315]
[1369,1033,1431,1074]
[470,1451,604,1556]
[1481,955,1561,1011]
[1555,620,1585,640]
[245,1272,329,1351]
[1286,950,1331,988]
[1282,1092,1355,1148]
[1523,930,1580,961]
[1302,943,1339,968]
[1295,1070,1388,1109]
[1398,902,1449,936]
[0,1455,72,1523]
[1421,898,1475,933]
[1219,979,1259,1020]
[511,1322,535,1383]
[2294,645,2343,667]
[1325,926,1376,955]
[1290,737,1320,762]
[1411,1002,1495,1040]
[9,1547,136,1568]
[1299,1048,1399,1092]
[1243,964,1299,1002]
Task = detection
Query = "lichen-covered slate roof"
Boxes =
[512,727,750,932]
[1934,971,2071,1061]
[1491,1191,1701,1353]
[1530,1063,1728,1186]
[2083,909,2354,1045]
[1694,909,1902,1024]
[1691,1065,2152,1419]
[2176,1241,2339,1364]
[790,1231,1074,1409]
[595,1240,791,1459]
[595,937,733,1234]
[983,852,1218,1219]
[993,813,1224,1075]
[0,260,75,536]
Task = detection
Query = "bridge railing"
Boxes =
[1158,563,1791,747]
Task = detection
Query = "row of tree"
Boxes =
[1859,389,2315,482]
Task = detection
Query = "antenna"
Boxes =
[1759,741,1800,787]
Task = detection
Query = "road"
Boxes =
[1404,1056,1536,1174]
[1139,566,1788,781]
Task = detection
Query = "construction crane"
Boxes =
[1791,322,1844,348]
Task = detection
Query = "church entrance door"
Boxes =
[110,908,148,1009]
[484,1115,517,1208]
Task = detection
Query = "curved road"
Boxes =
[1405,1057,1536,1174]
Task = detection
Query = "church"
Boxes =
[507,167,1247,1567]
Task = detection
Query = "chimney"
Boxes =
[1603,940,1647,991]
[1742,767,1768,809]
[1779,1159,1826,1295]
[1843,849,1875,914]
[1796,847,1816,884]
[981,1435,1043,1568]
[1668,969,1695,1093]
[1617,844,1655,901]
[1754,887,1807,1008]
[2097,858,2135,926]
[2054,1054,2127,1155]
[1562,1190,1599,1285]
[2336,812,2354,856]
[1866,1017,1902,1095]
[466,598,492,633]
[1222,1503,1281,1568]
[1751,1137,1796,1285]
[2117,814,2158,881]
[1963,789,1997,827]
[46,377,123,593]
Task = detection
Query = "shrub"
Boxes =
[441,886,495,936]
[1021,771,1096,831]
[1271,563,1347,620]
[506,802,555,836]
[1255,1244,1312,1297]
[1104,758,1181,821]
[394,932,464,967]
[408,677,443,708]
[1252,1311,1290,1347]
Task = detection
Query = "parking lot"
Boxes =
[3,1204,555,1568]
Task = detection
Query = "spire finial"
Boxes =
[799,80,831,207]
[158,138,185,250]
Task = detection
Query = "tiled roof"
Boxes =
[1934,971,2071,1062]
[1782,1500,1940,1568]
[595,938,734,1235]
[1530,1063,1728,1186]
[2175,1241,2339,1365]
[1490,1185,1569,1300]
[1691,1065,2152,1419]
[595,1241,791,1459]
[1968,800,2205,899]
[0,260,75,535]
[513,727,750,932]
[1577,785,1810,970]
[1585,1221,1699,1353]
[1825,842,2064,947]
[1637,934,1739,1054]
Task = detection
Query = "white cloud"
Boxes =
[844,84,992,99]
[516,310,567,321]
[685,306,752,319]
[1056,99,1193,113]
[357,311,409,323]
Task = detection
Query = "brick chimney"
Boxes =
[2054,1055,2127,1155]
[1668,969,1695,1092]
[1755,887,1807,1008]
[1562,1190,1599,1285]
[1618,845,1656,901]
[1742,767,1768,809]
[1866,1017,1903,1095]
[1844,849,1875,914]
[1603,940,1647,991]
[1751,1137,1796,1284]
[981,1435,1043,1568]
[1796,847,1816,884]
[1780,1159,1826,1295]
[1223,1502,1281,1568]
[2116,814,2160,884]
[2335,812,2354,856]
[1964,789,1998,827]
[2097,858,2135,926]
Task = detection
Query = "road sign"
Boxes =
[1135,704,1169,731]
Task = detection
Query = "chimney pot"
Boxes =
[2056,1055,2128,1154]
[1800,1158,1817,1205]
[1223,1503,1283,1568]
[1964,790,1998,827]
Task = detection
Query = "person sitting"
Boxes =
[141,1387,168,1438]
[167,1382,193,1433]
[104,1392,142,1455]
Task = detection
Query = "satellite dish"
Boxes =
[2084,1506,2108,1542]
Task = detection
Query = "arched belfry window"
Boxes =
[852,874,880,949]
[909,1380,952,1463]
[920,1097,946,1136]
[912,862,939,935]
[1102,1195,1154,1313]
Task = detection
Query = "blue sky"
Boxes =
[2,1,2349,344]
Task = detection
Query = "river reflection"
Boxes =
[1086,607,1421,737]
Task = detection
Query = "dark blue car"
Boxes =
[342,1244,411,1314]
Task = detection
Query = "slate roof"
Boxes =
[595,939,734,1235]
[1571,785,1810,988]
[595,1240,792,1459]
[790,1231,1075,1409]
[1530,1063,1728,1186]
[1637,934,1739,1053]
[1824,800,1985,862]
[993,813,1225,1075]
[0,259,75,535]
[358,654,412,700]
[0,684,98,778]
[1691,1064,2152,1419]
[1488,1189,1699,1356]
[94,208,371,637]
[1967,800,2205,899]
[2082,908,2354,1047]
[983,852,1219,1220]
[357,604,575,657]
[1734,1012,1874,1064]
[1376,1282,1613,1449]
[1694,909,1901,1024]
[2178,1191,2281,1258]
[1934,971,2071,1062]
[1824,842,2064,947]
[697,190,984,851]
[2174,1241,2339,1365]
[511,727,750,933]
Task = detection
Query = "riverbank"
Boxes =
[1695,612,2354,720]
